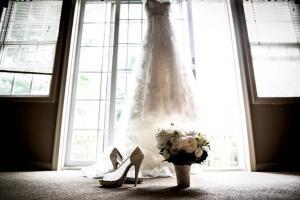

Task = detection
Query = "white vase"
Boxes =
[174,164,191,188]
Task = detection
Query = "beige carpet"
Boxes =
[0,171,300,200]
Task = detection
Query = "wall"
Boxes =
[252,104,300,171]
[0,103,58,170]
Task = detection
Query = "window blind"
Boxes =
[243,0,300,97]
[0,0,62,96]
[0,0,62,73]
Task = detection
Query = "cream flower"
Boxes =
[170,137,184,154]
[186,130,198,136]
[202,146,210,152]
[156,128,174,149]
[182,136,198,153]
[197,132,208,146]
[195,147,203,158]
[163,149,171,160]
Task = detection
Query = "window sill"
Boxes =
[0,94,56,103]
[252,96,300,105]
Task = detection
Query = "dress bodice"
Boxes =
[146,0,170,16]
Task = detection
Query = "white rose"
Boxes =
[170,137,185,154]
[182,136,198,153]
[171,138,181,150]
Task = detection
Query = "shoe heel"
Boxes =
[130,147,144,186]
[110,148,123,170]
[133,161,142,186]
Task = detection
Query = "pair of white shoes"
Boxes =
[99,147,144,188]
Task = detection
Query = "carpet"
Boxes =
[0,171,300,200]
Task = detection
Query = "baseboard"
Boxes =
[26,161,53,170]
[256,162,281,171]
[0,161,53,171]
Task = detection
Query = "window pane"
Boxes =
[30,74,51,95]
[73,100,99,129]
[0,73,14,95]
[256,22,297,43]
[128,22,141,43]
[127,46,141,69]
[120,4,129,20]
[26,22,44,41]
[81,23,105,46]
[19,45,36,65]
[76,73,101,99]
[84,3,108,23]
[118,22,128,43]
[1,46,19,67]
[253,58,300,97]
[117,46,128,68]
[79,47,103,71]
[35,45,56,73]
[116,72,127,99]
[70,130,98,161]
[129,4,142,19]
[12,73,32,95]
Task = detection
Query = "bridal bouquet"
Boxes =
[156,124,210,165]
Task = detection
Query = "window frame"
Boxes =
[0,0,66,102]
[238,0,300,105]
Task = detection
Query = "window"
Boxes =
[0,0,63,96]
[65,1,116,164]
[65,0,193,166]
[64,0,249,170]
[243,0,300,98]
[191,0,247,169]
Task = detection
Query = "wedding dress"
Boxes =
[82,0,200,178]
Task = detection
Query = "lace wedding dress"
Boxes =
[82,0,200,178]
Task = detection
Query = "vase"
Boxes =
[174,164,191,188]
